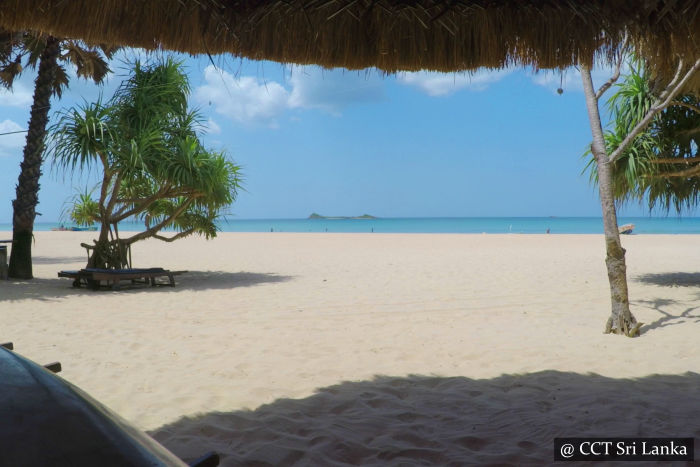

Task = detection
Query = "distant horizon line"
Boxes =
[3,214,700,224]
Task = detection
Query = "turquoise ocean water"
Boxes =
[5,217,700,234]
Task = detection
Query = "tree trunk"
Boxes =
[8,36,60,279]
[580,64,642,337]
[87,223,112,269]
[87,225,129,270]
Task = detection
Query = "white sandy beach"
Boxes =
[1,231,699,465]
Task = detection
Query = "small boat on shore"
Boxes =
[51,225,97,231]
[619,223,635,234]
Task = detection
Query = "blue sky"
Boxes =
[0,50,666,222]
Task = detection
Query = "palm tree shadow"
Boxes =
[32,255,88,265]
[635,272,700,288]
[634,298,700,331]
[175,271,293,291]
[0,271,292,302]
[1,277,76,302]
[149,371,700,466]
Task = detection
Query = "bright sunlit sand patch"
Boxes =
[1,231,699,464]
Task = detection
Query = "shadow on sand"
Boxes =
[180,271,292,290]
[0,271,292,302]
[31,255,88,265]
[150,371,700,466]
[632,273,700,331]
[633,297,700,332]
[635,272,700,288]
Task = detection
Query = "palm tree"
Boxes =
[0,30,115,278]
[49,59,241,269]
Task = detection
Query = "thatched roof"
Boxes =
[1,1,698,75]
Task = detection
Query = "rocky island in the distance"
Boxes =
[308,213,377,220]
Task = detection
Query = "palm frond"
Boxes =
[49,98,113,174]
[52,63,68,97]
[63,41,112,83]
[584,60,700,213]
[49,58,243,248]
[0,55,22,88]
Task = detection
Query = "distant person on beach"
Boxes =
[546,228,550,234]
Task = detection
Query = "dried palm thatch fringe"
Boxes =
[0,1,699,84]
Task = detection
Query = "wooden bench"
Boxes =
[58,268,186,290]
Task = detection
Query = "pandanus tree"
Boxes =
[580,50,700,336]
[585,63,700,212]
[49,59,241,269]
[0,29,115,278]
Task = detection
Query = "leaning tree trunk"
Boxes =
[580,64,642,337]
[85,224,129,270]
[86,223,112,269]
[8,36,60,279]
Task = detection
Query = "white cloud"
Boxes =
[529,69,588,94]
[0,119,26,157]
[195,65,290,127]
[287,67,384,115]
[396,63,630,97]
[0,82,33,108]
[528,63,631,95]
[397,69,512,96]
[194,65,386,126]
[205,117,221,135]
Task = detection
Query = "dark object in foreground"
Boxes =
[0,345,218,466]
[58,268,186,290]
[43,361,62,373]
[0,242,9,279]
